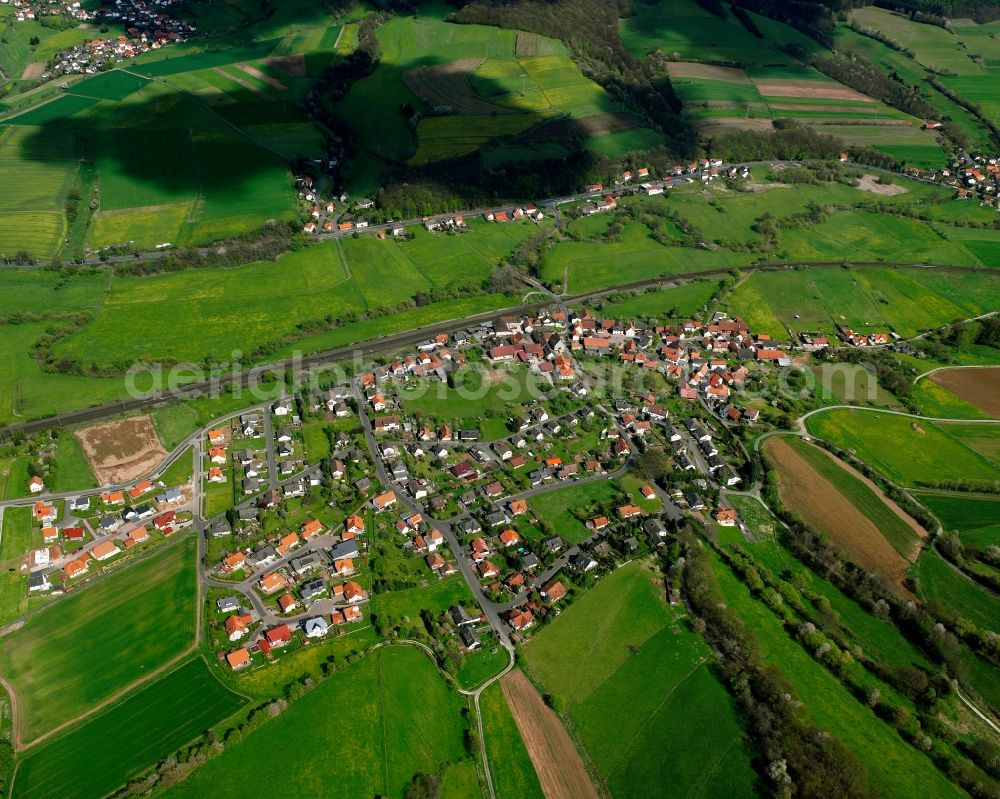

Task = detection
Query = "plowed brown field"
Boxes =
[765,437,914,593]
[930,367,1000,418]
[501,670,600,799]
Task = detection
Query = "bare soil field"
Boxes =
[753,82,875,102]
[501,669,601,799]
[236,63,286,91]
[405,58,516,115]
[855,174,909,196]
[814,445,929,546]
[75,415,167,485]
[697,118,775,134]
[768,102,863,112]
[930,367,1000,418]
[665,62,753,83]
[20,63,45,80]
[264,54,306,77]
[765,437,915,592]
[534,111,640,139]
[516,31,541,58]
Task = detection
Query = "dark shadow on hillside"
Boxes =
[11,10,696,237]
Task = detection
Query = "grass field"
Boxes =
[46,429,98,493]
[479,681,545,799]
[620,0,809,63]
[3,54,301,256]
[0,506,31,624]
[369,573,477,633]
[335,7,655,177]
[12,658,246,799]
[594,279,722,322]
[727,497,936,674]
[522,561,758,799]
[0,536,198,742]
[399,366,539,422]
[0,126,80,259]
[709,550,965,799]
[913,492,1000,549]
[912,376,992,420]
[158,646,472,799]
[543,221,756,293]
[53,221,537,368]
[805,409,1000,487]
[0,290,516,429]
[914,547,1000,633]
[726,268,1000,339]
[528,480,626,545]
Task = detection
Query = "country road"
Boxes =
[796,403,1000,435]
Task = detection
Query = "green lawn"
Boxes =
[46,430,97,494]
[479,681,544,799]
[455,644,508,689]
[523,561,758,799]
[528,480,628,545]
[0,536,198,742]
[370,573,477,633]
[158,447,194,489]
[709,551,965,799]
[12,658,246,799]
[159,646,473,799]
[152,389,285,451]
[805,409,1000,487]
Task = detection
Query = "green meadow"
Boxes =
[914,548,1000,633]
[41,219,537,370]
[12,658,246,799]
[0,537,198,742]
[479,681,545,799]
[805,409,1000,487]
[709,551,964,799]
[0,506,31,624]
[523,561,758,799]
[158,646,473,799]
[728,268,1000,338]
[594,279,722,322]
[913,492,1000,549]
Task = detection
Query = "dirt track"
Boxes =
[765,438,915,593]
[501,670,601,799]
[930,367,1000,418]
